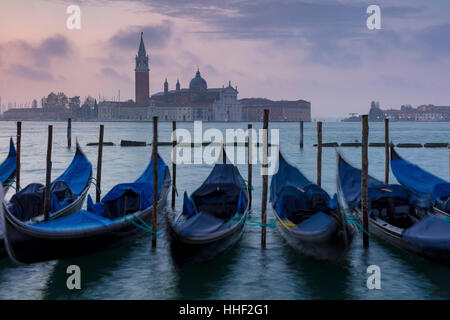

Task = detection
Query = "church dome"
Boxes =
[189,69,207,91]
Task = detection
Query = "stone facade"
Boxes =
[213,82,242,121]
[240,98,311,121]
[151,70,240,121]
[98,101,152,121]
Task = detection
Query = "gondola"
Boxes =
[0,143,93,260]
[0,138,16,193]
[391,146,450,216]
[270,152,353,260]
[337,152,450,262]
[168,151,249,264]
[1,153,170,264]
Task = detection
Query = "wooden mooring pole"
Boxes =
[152,116,158,247]
[362,115,369,248]
[300,121,304,148]
[16,121,21,192]
[248,123,253,209]
[384,118,389,184]
[96,125,104,203]
[43,125,53,221]
[171,121,176,209]
[317,121,322,187]
[261,109,269,247]
[67,118,72,149]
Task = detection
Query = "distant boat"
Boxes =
[0,143,93,260]
[168,149,249,264]
[0,154,170,264]
[391,146,450,216]
[342,113,361,122]
[270,152,353,260]
[337,152,450,263]
[0,138,16,193]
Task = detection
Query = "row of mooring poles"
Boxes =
[12,115,392,249]
[297,117,391,249]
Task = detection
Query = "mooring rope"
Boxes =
[89,178,101,195]
[226,216,278,228]
[123,214,163,235]
[345,217,370,236]
[239,178,254,191]
[4,178,20,190]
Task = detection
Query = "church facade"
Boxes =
[150,70,241,121]
[98,33,311,122]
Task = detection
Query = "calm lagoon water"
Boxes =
[0,120,449,299]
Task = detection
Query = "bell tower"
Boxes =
[135,32,150,106]
[164,78,169,95]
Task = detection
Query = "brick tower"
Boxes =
[135,32,150,106]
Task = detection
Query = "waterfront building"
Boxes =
[240,98,311,121]
[151,71,241,121]
[98,100,152,121]
[344,103,450,122]
[101,33,310,122]
[2,107,43,120]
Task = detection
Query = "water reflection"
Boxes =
[41,243,136,299]
[278,233,353,299]
[172,244,241,299]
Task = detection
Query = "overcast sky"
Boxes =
[1,0,449,117]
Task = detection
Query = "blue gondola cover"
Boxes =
[7,181,77,220]
[32,155,167,232]
[174,212,231,238]
[182,192,197,217]
[271,154,330,219]
[0,138,16,185]
[270,153,310,204]
[403,215,450,251]
[173,160,247,240]
[55,147,92,195]
[391,149,450,202]
[32,210,114,232]
[296,211,338,239]
[5,145,92,222]
[338,156,410,209]
[88,155,167,219]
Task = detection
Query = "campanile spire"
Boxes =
[135,32,150,106]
